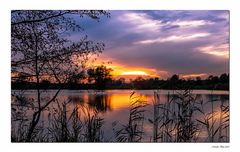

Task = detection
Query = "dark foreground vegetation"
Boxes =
[11,89,229,142]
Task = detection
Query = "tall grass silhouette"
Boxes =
[113,91,147,142]
[11,89,229,142]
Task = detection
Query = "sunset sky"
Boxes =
[69,10,229,79]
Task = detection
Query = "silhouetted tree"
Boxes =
[39,80,51,89]
[219,73,229,83]
[132,77,146,89]
[87,65,113,90]
[212,76,219,84]
[170,74,179,82]
[119,78,126,84]
[195,76,202,86]
[67,71,86,89]
[169,74,179,89]
[11,10,109,141]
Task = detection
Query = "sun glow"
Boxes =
[121,71,148,76]
[75,54,164,79]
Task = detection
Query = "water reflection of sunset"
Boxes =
[109,94,131,109]
[110,93,150,109]
[12,90,229,142]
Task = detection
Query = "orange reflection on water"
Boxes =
[109,94,131,109]
[110,93,149,109]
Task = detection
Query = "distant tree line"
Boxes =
[12,65,229,90]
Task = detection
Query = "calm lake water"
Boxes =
[11,89,229,142]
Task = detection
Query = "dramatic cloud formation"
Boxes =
[69,10,229,79]
[134,33,211,44]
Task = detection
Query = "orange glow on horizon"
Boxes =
[86,55,162,79]
[70,54,215,80]
[72,53,168,79]
[181,73,208,79]
[121,71,148,76]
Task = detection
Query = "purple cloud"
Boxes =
[68,10,229,78]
